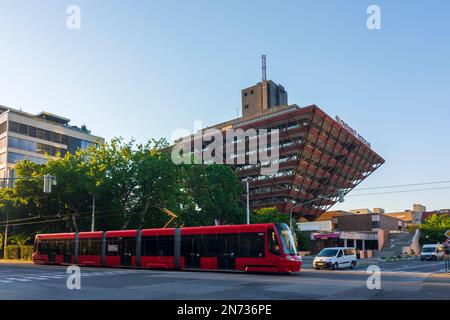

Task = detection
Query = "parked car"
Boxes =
[313,247,357,270]
[420,244,446,261]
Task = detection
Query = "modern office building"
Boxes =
[0,105,104,187]
[298,212,406,253]
[175,73,385,221]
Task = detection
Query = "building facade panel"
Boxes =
[0,106,104,187]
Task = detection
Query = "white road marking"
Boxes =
[4,277,32,282]
[0,269,138,285]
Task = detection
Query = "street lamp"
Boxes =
[245,178,250,224]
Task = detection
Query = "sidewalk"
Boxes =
[0,259,33,264]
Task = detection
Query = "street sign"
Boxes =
[445,230,450,238]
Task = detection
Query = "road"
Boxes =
[0,260,449,300]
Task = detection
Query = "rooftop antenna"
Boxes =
[261,54,267,82]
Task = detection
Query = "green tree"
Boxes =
[252,207,289,224]
[180,164,244,226]
[419,214,450,244]
[8,234,31,246]
[2,137,247,236]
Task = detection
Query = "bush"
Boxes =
[4,245,21,260]
[4,245,34,260]
[20,246,34,261]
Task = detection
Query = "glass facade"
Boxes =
[1,118,101,190]
[6,121,98,159]
[8,136,67,157]
[8,121,69,145]
[7,152,47,165]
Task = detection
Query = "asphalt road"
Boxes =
[0,260,449,300]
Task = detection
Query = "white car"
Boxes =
[420,244,445,261]
[313,247,357,270]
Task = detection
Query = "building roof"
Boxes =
[421,210,450,223]
[0,105,98,137]
[36,111,70,125]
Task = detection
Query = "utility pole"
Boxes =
[3,211,8,259]
[246,178,250,224]
[91,196,96,232]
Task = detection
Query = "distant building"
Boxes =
[350,208,372,214]
[420,209,450,223]
[384,204,427,225]
[0,106,104,187]
[298,211,405,253]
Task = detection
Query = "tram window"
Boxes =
[142,236,158,256]
[125,238,136,255]
[268,229,280,256]
[43,240,56,254]
[158,236,174,256]
[201,235,218,256]
[107,238,119,256]
[79,238,101,255]
[38,240,48,254]
[238,233,265,258]
[217,233,237,254]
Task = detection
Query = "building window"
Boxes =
[7,152,47,165]
[244,92,248,97]
[8,121,70,146]
[244,104,249,109]
[0,122,6,135]
[250,90,254,95]
[8,136,66,157]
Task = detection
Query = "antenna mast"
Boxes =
[261,54,267,81]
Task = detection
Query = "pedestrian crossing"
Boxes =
[0,269,142,284]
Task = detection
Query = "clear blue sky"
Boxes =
[1,0,449,212]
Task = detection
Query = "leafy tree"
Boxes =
[1,137,247,236]
[419,214,450,244]
[180,164,245,226]
[8,234,31,246]
[252,207,289,224]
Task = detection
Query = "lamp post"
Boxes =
[245,178,250,224]
[3,210,8,259]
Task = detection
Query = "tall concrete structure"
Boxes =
[0,105,104,187]
[241,80,288,118]
[175,60,384,221]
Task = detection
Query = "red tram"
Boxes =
[32,223,302,273]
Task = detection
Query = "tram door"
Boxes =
[48,241,56,264]
[217,234,236,270]
[62,240,73,264]
[119,237,135,267]
[183,235,201,269]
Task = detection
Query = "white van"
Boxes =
[420,244,445,261]
[313,247,357,270]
